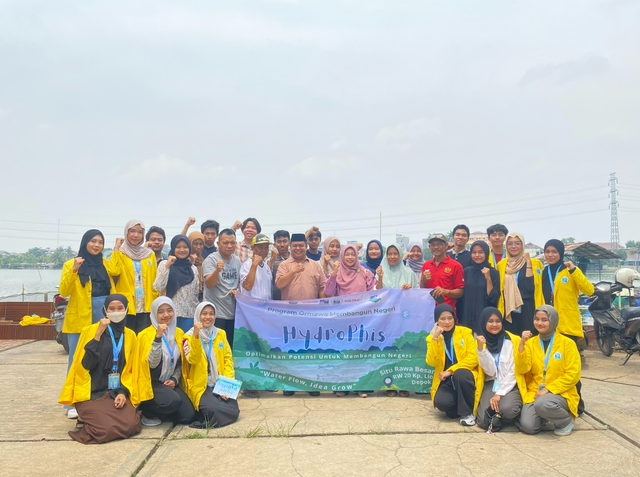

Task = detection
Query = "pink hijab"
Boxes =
[335,244,373,294]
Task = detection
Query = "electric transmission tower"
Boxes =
[609,172,619,251]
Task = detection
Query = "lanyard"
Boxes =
[547,266,560,294]
[491,249,506,266]
[204,337,214,363]
[162,336,175,368]
[493,337,505,370]
[107,325,124,372]
[134,260,142,279]
[444,338,455,365]
[539,334,556,381]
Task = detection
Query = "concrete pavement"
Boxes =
[1,340,639,477]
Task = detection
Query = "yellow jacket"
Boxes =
[137,325,189,403]
[549,267,594,339]
[515,332,581,417]
[106,251,158,315]
[426,326,483,414]
[59,322,140,407]
[183,331,234,411]
[496,258,545,317]
[477,331,530,402]
[488,249,508,268]
[59,258,116,334]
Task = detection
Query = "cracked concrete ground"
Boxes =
[1,341,639,477]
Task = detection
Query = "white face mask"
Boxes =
[107,311,127,323]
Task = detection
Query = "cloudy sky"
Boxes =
[1,0,639,252]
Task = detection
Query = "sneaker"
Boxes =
[553,418,575,436]
[67,408,78,419]
[460,414,476,427]
[283,391,295,396]
[141,415,162,427]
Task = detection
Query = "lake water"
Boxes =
[0,269,63,301]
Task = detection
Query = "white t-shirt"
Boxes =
[240,259,273,300]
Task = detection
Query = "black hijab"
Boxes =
[103,294,128,340]
[99,294,129,375]
[435,303,457,368]
[462,241,500,334]
[542,239,566,304]
[77,229,111,296]
[166,235,195,299]
[479,307,508,354]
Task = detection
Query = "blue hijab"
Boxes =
[361,240,384,274]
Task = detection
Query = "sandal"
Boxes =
[385,390,398,397]
[399,390,410,397]
[358,392,369,398]
[335,392,348,397]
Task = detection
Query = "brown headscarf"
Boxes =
[503,232,526,322]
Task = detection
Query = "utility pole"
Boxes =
[609,173,619,251]
[379,212,382,241]
[57,218,60,248]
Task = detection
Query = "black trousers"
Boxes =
[126,312,150,335]
[433,369,476,418]
[139,382,196,424]
[198,391,240,428]
[214,317,235,350]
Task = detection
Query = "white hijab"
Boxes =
[150,297,179,382]
[185,301,220,385]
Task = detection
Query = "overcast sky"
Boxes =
[1,0,639,253]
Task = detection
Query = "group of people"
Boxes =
[57,217,591,443]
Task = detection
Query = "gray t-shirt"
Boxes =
[202,252,241,320]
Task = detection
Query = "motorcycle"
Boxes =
[51,293,69,354]
[587,268,640,365]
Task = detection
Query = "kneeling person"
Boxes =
[59,294,141,444]
[476,307,525,431]
[138,297,196,426]
[183,302,240,428]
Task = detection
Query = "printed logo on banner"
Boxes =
[232,289,437,393]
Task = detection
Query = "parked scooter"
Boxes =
[587,268,640,365]
[51,293,69,354]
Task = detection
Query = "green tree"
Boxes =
[616,250,627,261]
[561,237,575,244]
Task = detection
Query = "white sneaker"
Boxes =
[553,417,575,436]
[460,414,476,426]
[141,415,162,427]
[66,408,78,419]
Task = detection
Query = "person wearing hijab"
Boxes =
[403,242,425,279]
[426,304,482,426]
[188,230,206,300]
[361,240,383,276]
[475,307,527,431]
[59,294,141,444]
[516,305,581,436]
[496,232,544,336]
[543,239,592,415]
[137,297,196,426]
[107,220,158,334]
[183,302,239,428]
[153,235,199,333]
[58,230,116,419]
[325,244,376,398]
[376,243,418,291]
[325,244,376,297]
[320,236,341,276]
[375,243,418,397]
[461,241,500,334]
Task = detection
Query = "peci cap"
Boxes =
[428,233,448,244]
[290,233,307,243]
[252,234,272,246]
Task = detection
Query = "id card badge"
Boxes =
[492,380,500,393]
[538,382,546,391]
[108,373,120,390]
[207,375,215,387]
[512,306,521,314]
[135,288,144,299]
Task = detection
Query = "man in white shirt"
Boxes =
[240,234,273,300]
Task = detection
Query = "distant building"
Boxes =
[396,235,409,254]
[469,231,490,244]
[525,242,543,258]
